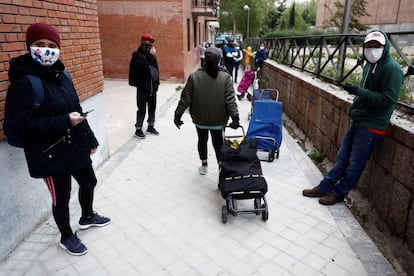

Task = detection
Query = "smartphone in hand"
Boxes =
[80,109,94,116]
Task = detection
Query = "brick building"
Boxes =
[97,0,219,81]
[316,0,414,31]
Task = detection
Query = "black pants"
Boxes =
[234,62,240,82]
[43,165,97,240]
[136,90,157,129]
[224,58,234,76]
[196,127,223,162]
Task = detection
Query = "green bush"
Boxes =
[308,150,326,162]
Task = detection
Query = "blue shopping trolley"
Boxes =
[246,91,283,162]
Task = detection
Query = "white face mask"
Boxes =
[30,47,60,66]
[364,48,383,64]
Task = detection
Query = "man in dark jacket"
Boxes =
[254,43,268,71]
[302,30,403,205]
[129,33,160,138]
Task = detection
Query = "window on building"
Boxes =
[194,21,197,48]
[187,18,190,51]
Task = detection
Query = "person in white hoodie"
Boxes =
[233,42,243,83]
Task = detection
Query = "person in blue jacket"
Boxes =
[254,43,268,71]
[303,30,403,205]
[5,23,110,255]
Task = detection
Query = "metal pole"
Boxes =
[339,0,352,81]
[247,8,250,40]
[342,0,352,33]
[244,5,250,40]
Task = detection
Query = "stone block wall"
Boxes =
[262,60,414,270]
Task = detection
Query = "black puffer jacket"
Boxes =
[6,54,98,178]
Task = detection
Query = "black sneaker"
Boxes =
[147,126,159,135]
[79,212,111,229]
[59,234,87,256]
[135,129,146,138]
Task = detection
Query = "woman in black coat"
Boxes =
[5,23,110,256]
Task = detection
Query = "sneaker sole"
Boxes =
[79,221,111,230]
[59,242,88,256]
[147,132,159,136]
[135,135,146,139]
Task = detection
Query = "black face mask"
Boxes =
[140,44,152,53]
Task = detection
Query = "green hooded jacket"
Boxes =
[175,68,239,126]
[348,30,403,130]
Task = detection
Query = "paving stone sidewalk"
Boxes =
[0,80,396,276]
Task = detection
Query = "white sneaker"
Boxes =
[198,165,208,175]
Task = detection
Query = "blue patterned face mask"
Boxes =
[30,47,60,66]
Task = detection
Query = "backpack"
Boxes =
[128,51,139,87]
[4,71,71,148]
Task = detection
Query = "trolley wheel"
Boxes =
[254,198,261,215]
[261,205,269,221]
[276,149,280,159]
[222,206,228,224]
[269,149,275,162]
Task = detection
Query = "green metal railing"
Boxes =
[246,32,414,109]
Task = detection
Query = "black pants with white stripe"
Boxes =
[43,165,96,241]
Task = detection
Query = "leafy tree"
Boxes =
[218,0,267,38]
[300,0,316,26]
[324,0,370,32]
[219,0,317,37]
[289,3,296,28]
[277,1,308,31]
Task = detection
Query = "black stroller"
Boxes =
[218,126,269,223]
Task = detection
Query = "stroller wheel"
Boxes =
[222,206,228,224]
[254,198,261,215]
[261,205,269,221]
[269,149,275,162]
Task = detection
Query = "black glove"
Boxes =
[229,117,240,129]
[342,83,360,96]
[174,116,184,129]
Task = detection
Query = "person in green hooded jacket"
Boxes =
[174,47,239,175]
[303,30,403,205]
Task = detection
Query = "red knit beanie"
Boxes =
[26,23,61,48]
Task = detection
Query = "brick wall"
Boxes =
[0,0,104,140]
[262,60,414,273]
[97,0,202,81]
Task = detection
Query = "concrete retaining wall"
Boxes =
[262,60,414,271]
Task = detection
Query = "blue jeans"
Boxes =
[317,125,383,197]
